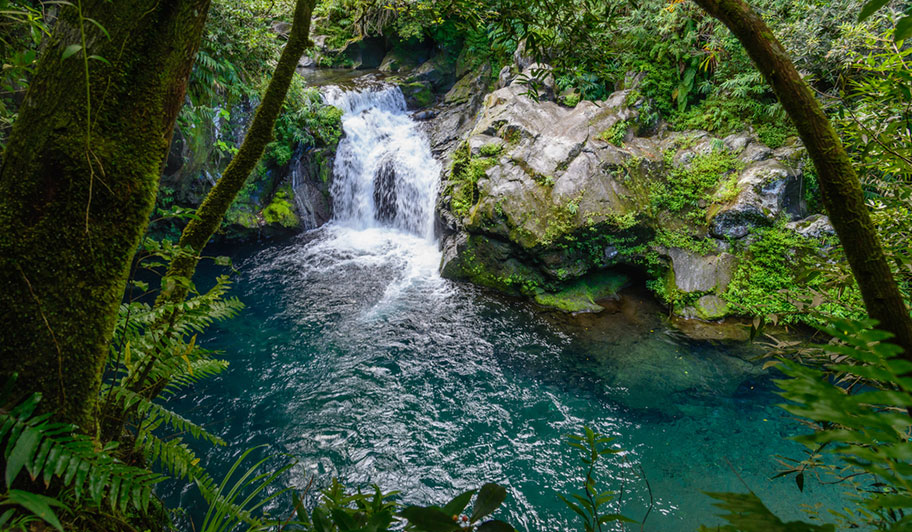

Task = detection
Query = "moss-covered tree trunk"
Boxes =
[692,0,912,358]
[157,0,316,307]
[0,0,211,428]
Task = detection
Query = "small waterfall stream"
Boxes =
[323,84,441,239]
[163,78,849,531]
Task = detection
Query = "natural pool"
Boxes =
[164,225,847,531]
[162,83,846,530]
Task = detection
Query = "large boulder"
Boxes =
[665,248,736,294]
[786,213,834,239]
[425,67,492,156]
[435,81,816,320]
[379,40,433,73]
[709,158,805,239]
[407,56,457,92]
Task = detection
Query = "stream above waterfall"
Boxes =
[163,84,847,530]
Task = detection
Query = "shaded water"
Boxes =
[164,85,847,530]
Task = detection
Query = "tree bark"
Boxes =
[0,0,211,428]
[692,0,912,358]
[157,0,317,307]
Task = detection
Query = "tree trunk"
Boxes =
[157,0,316,307]
[0,0,211,428]
[692,0,912,358]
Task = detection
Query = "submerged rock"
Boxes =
[533,271,628,313]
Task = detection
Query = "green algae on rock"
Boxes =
[534,270,629,313]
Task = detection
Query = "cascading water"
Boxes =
[323,84,441,239]
[163,78,850,531]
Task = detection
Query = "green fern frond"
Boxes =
[1,389,162,514]
[132,426,208,483]
[104,386,225,446]
[159,359,230,395]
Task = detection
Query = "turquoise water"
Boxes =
[163,225,847,531]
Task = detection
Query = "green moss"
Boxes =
[723,224,865,325]
[400,82,434,108]
[695,295,729,320]
[261,188,299,228]
[653,228,716,255]
[561,92,581,107]
[541,197,581,246]
[479,142,503,157]
[449,143,497,218]
[596,119,630,146]
[534,270,629,313]
[715,174,741,203]
[649,147,743,224]
[456,235,544,296]
[225,208,259,228]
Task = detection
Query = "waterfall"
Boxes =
[323,84,441,239]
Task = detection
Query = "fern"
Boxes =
[1,385,161,514]
[132,426,206,482]
[104,385,225,446]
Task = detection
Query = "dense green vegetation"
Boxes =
[1,0,911,530]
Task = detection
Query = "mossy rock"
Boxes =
[534,270,629,313]
[398,81,434,109]
[694,294,729,320]
[262,190,299,228]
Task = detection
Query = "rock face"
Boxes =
[157,95,341,243]
[666,248,736,293]
[341,37,387,69]
[373,157,398,223]
[435,74,825,319]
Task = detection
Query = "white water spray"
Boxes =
[323,84,441,239]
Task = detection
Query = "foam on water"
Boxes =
[158,82,852,531]
[323,84,441,239]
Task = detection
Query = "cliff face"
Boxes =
[431,72,833,320]
[157,96,341,243]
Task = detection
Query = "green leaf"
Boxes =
[0,508,15,527]
[3,490,67,532]
[858,0,889,21]
[84,17,110,39]
[598,513,636,524]
[442,489,475,517]
[896,15,912,42]
[6,427,40,486]
[398,506,459,531]
[477,519,515,532]
[470,483,507,523]
[61,44,82,60]
[311,506,331,532]
[292,492,310,523]
[330,508,357,529]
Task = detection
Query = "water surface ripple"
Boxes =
[169,227,844,531]
[165,84,845,530]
